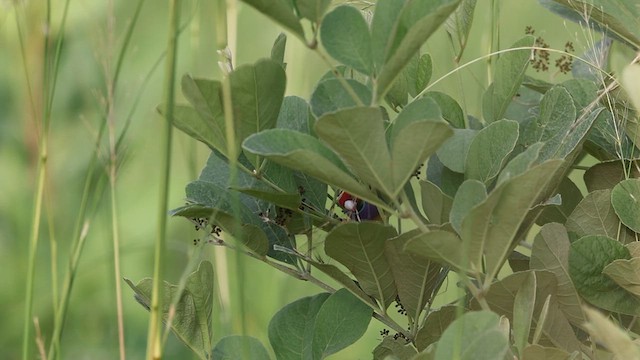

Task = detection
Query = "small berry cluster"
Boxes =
[394,295,407,315]
[525,26,574,74]
[412,163,424,179]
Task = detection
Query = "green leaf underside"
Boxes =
[385,231,442,320]
[420,180,453,225]
[310,79,372,118]
[530,223,586,326]
[566,189,637,244]
[125,261,214,359]
[415,305,457,351]
[461,160,565,277]
[603,258,640,299]
[569,235,640,315]
[434,311,509,360]
[325,223,398,310]
[474,271,583,353]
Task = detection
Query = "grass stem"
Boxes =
[146,0,180,358]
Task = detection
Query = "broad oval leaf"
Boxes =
[566,189,637,244]
[238,0,305,40]
[584,160,640,193]
[212,335,270,360]
[243,129,382,208]
[124,261,214,359]
[312,288,373,359]
[372,0,461,98]
[325,222,398,309]
[434,311,509,360]
[419,180,453,225]
[436,129,477,173]
[385,231,442,320]
[461,160,565,278]
[268,293,331,360]
[310,78,372,118]
[449,179,486,234]
[482,36,535,123]
[320,6,373,75]
[569,235,640,315]
[530,223,586,327]
[603,258,640,299]
[316,107,394,197]
[611,179,640,233]
[415,305,457,351]
[403,229,468,272]
[230,59,286,165]
[465,119,519,184]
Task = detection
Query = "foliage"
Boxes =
[124,0,640,358]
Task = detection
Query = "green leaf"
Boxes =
[423,91,465,128]
[521,344,571,360]
[434,311,509,360]
[449,179,486,234]
[316,107,394,197]
[320,6,373,75]
[530,223,586,327]
[230,59,286,165]
[184,152,296,263]
[277,96,312,133]
[271,33,287,66]
[461,160,565,278]
[212,336,270,360]
[482,36,535,123]
[296,0,332,23]
[385,54,433,109]
[566,189,637,244]
[465,120,519,184]
[310,79,372,117]
[373,336,418,360]
[312,288,373,359]
[536,176,583,226]
[415,305,457,351]
[436,129,477,173]
[268,293,331,360]
[473,271,583,353]
[372,0,462,99]
[569,235,640,315]
[584,160,640,193]
[238,0,305,40]
[611,179,640,233]
[243,129,381,208]
[389,102,453,196]
[496,142,543,186]
[179,76,227,154]
[403,229,468,272]
[603,258,640,299]
[125,261,214,359]
[445,0,477,61]
[306,261,377,308]
[513,272,536,356]
[419,180,453,225]
[325,222,398,309]
[385,231,442,320]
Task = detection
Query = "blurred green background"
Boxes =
[0,0,594,358]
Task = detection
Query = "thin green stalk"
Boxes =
[146,0,180,357]
[22,0,70,357]
[22,142,47,360]
[106,1,126,358]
